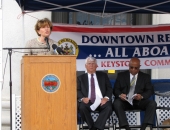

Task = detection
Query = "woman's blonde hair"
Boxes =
[35,18,53,36]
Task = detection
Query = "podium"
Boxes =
[21,55,77,130]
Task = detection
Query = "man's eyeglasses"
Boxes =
[130,66,139,70]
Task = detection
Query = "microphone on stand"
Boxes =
[45,37,50,51]
[52,44,58,54]
[57,47,64,55]
[52,44,64,55]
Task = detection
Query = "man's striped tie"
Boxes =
[128,76,136,104]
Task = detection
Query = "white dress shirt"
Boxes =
[87,73,103,100]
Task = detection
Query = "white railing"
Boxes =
[10,95,170,130]
[13,95,21,130]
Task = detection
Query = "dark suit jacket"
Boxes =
[77,71,112,106]
[113,71,153,100]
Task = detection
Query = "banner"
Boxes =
[50,24,170,71]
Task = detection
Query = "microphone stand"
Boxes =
[3,47,49,130]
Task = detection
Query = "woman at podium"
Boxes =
[25,18,58,55]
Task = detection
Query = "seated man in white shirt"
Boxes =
[77,56,113,130]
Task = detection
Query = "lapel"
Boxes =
[83,73,89,94]
[96,72,104,95]
[125,71,131,93]
[134,71,142,93]
[96,72,101,90]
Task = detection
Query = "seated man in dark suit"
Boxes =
[77,56,113,130]
[113,57,157,130]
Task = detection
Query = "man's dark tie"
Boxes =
[90,74,96,103]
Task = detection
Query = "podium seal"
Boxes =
[41,74,60,93]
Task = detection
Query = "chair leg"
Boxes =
[78,115,84,130]
[108,115,112,130]
[149,125,153,130]
[155,110,160,130]
[112,118,117,130]
[78,115,81,130]
[112,116,116,130]
[112,117,115,130]
[79,121,80,130]
[81,117,84,130]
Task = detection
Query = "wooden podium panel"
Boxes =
[21,55,77,130]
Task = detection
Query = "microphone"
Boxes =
[52,44,58,54]
[52,44,65,55]
[57,47,64,55]
[45,37,50,51]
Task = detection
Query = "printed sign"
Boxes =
[50,24,170,70]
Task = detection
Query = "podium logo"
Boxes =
[41,74,60,93]
[58,38,79,56]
